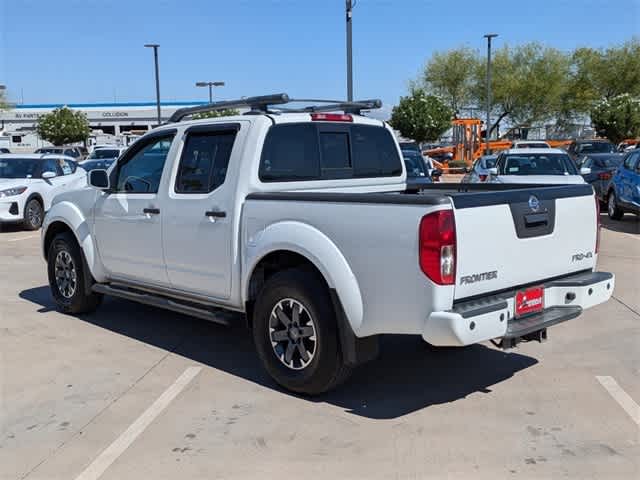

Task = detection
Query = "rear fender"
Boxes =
[243,220,364,334]
[42,201,108,283]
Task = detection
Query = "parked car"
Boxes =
[461,154,498,183]
[0,148,11,154]
[41,94,613,394]
[402,151,432,191]
[0,154,86,230]
[606,149,640,220]
[579,153,624,203]
[79,146,125,171]
[35,146,85,161]
[511,140,551,149]
[488,148,588,184]
[398,141,422,156]
[567,139,616,161]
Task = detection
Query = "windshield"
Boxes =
[595,154,624,168]
[578,142,615,154]
[403,154,427,177]
[0,158,41,178]
[89,149,120,159]
[498,153,578,176]
[515,143,549,149]
[481,156,497,169]
[36,148,61,154]
[80,159,115,171]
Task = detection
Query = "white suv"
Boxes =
[0,154,86,230]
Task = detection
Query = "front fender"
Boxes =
[243,220,364,334]
[42,201,108,283]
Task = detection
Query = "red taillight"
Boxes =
[419,210,456,285]
[479,174,487,182]
[310,113,353,122]
[595,195,600,254]
[598,172,612,180]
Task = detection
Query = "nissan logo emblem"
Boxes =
[528,195,540,212]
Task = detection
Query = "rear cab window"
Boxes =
[259,122,402,182]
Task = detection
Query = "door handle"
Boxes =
[143,208,160,215]
[205,210,226,218]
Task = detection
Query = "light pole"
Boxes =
[346,0,353,101]
[483,34,498,155]
[195,81,225,103]
[484,33,498,155]
[144,44,162,125]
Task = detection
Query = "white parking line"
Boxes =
[74,366,202,480]
[5,234,40,242]
[596,376,640,426]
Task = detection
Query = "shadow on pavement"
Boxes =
[0,224,28,234]
[600,212,640,235]
[20,285,538,419]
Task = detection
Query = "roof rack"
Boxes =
[168,93,382,122]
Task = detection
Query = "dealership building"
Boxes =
[0,100,207,134]
[0,100,207,150]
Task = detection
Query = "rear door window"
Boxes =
[175,129,237,193]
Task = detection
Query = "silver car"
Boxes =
[461,154,498,183]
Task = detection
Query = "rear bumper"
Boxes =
[423,271,614,347]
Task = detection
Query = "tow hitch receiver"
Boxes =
[494,328,548,350]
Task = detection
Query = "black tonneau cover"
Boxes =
[246,183,594,210]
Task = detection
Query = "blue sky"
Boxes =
[1,0,638,114]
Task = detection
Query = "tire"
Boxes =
[23,198,44,231]
[607,191,624,220]
[252,268,352,395]
[47,232,103,314]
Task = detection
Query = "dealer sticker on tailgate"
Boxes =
[515,286,544,317]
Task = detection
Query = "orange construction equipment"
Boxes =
[423,117,574,170]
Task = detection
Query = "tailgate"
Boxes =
[452,185,598,300]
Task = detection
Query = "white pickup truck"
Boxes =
[42,94,614,394]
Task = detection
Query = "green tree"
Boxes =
[192,108,240,120]
[591,94,640,144]
[37,107,90,146]
[389,89,453,143]
[473,43,571,135]
[422,47,479,117]
[0,86,9,111]
[565,39,640,117]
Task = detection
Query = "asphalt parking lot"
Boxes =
[1,215,638,480]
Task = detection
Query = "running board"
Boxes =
[92,283,239,326]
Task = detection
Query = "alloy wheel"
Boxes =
[27,202,42,228]
[269,298,317,370]
[608,193,616,217]
[54,250,77,299]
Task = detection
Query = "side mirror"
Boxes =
[580,167,591,175]
[431,169,443,177]
[41,171,57,179]
[88,169,110,190]
[488,167,498,176]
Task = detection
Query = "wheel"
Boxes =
[23,198,44,230]
[607,191,624,220]
[47,232,102,314]
[252,269,352,395]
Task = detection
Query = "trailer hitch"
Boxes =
[492,328,548,350]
